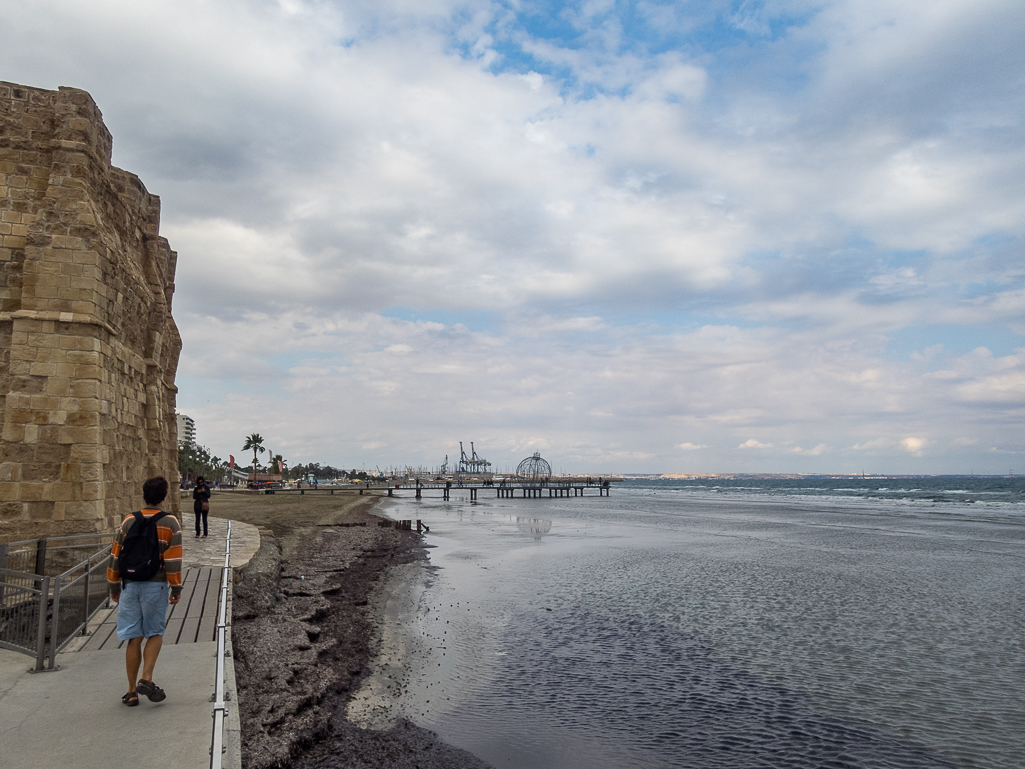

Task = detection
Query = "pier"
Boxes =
[231,479,615,501]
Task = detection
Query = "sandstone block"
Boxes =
[21,462,58,482]
[46,376,72,396]
[80,463,103,482]
[63,500,102,521]
[81,482,103,501]
[0,482,21,502]
[0,464,22,482]
[19,484,43,503]
[28,362,58,377]
[74,364,103,380]
[7,409,33,424]
[66,410,99,427]
[28,395,60,410]
[70,444,105,463]
[67,350,100,365]
[57,425,101,445]
[2,424,26,443]
[33,445,70,464]
[70,379,100,397]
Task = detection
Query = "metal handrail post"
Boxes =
[81,555,91,634]
[34,539,47,576]
[34,576,49,671]
[48,574,61,670]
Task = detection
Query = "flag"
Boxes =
[229,455,235,469]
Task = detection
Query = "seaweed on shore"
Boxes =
[226,497,492,769]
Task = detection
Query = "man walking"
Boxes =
[106,476,183,706]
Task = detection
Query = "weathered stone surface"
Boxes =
[0,82,181,541]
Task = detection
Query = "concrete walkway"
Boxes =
[0,516,260,769]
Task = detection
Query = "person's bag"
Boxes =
[118,510,170,583]
[201,500,210,512]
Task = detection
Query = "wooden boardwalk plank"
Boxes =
[80,617,118,651]
[176,567,213,643]
[196,568,223,642]
[178,614,201,644]
[171,567,202,618]
[166,567,209,644]
[163,569,195,644]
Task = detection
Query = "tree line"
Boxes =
[166,432,371,482]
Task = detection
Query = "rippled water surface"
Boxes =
[365,478,1025,769]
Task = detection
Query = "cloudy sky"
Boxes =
[3,0,1023,474]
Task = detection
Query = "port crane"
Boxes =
[458,442,491,474]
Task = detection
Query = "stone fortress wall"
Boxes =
[0,82,182,541]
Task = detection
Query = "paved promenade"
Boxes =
[0,517,260,769]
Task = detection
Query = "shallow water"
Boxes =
[357,478,1025,769]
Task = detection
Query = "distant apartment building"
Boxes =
[176,413,196,448]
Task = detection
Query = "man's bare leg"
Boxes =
[125,636,143,692]
[141,634,163,682]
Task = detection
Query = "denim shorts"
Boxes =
[116,581,169,641]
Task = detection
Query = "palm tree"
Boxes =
[243,433,265,473]
[270,454,284,474]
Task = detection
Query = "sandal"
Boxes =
[122,691,139,707]
[136,679,166,702]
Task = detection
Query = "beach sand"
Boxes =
[207,491,493,769]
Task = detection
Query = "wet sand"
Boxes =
[208,491,493,769]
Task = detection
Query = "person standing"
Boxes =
[107,476,182,706]
[193,475,211,538]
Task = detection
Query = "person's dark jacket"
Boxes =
[193,483,211,514]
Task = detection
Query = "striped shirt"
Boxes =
[106,509,183,599]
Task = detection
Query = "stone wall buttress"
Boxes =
[0,82,182,541]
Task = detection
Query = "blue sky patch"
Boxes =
[888,323,1025,361]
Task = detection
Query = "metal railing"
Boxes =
[210,520,232,768]
[0,534,113,671]
[0,569,50,669]
[48,548,112,665]
[0,533,113,577]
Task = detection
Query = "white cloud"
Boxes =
[791,444,829,456]
[901,437,928,456]
[2,0,1022,473]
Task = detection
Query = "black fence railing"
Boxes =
[0,534,113,671]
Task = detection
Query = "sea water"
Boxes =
[353,478,1025,769]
